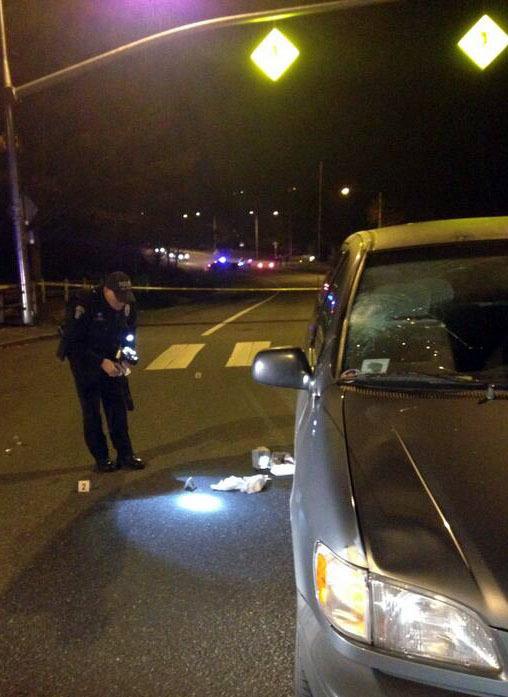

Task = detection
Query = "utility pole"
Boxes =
[0,0,34,324]
[254,211,259,259]
[212,214,218,249]
[377,191,383,228]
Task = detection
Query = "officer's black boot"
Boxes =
[95,458,117,472]
[116,454,145,470]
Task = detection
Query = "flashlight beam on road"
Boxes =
[15,0,398,99]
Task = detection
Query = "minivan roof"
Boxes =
[345,216,508,252]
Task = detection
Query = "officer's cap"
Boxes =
[104,271,135,303]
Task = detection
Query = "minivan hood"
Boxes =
[343,386,508,628]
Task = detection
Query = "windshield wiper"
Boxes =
[469,370,508,397]
[340,371,483,387]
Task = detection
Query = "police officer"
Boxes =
[58,271,145,472]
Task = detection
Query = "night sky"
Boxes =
[1,0,508,278]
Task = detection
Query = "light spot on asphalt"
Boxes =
[176,492,223,513]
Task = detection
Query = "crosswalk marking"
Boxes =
[146,343,205,370]
[225,341,271,367]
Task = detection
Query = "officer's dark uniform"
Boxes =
[58,280,142,471]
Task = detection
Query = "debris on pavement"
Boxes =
[270,462,296,476]
[211,474,270,494]
[269,452,295,476]
[184,476,197,491]
[251,446,271,470]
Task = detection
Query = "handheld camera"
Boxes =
[116,333,139,366]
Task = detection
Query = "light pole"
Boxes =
[0,0,34,324]
[286,185,297,258]
[376,191,383,228]
[212,214,218,249]
[249,210,259,259]
[272,210,281,257]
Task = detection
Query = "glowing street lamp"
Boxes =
[458,15,508,70]
[249,209,260,259]
[340,186,351,197]
[250,28,300,81]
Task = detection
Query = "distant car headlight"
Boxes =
[314,543,500,673]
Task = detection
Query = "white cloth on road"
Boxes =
[211,474,270,494]
[270,463,296,476]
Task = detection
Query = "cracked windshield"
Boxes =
[344,244,508,383]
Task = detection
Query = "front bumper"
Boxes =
[297,593,508,697]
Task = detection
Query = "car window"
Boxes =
[342,242,508,381]
[310,251,350,360]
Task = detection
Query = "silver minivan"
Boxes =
[253,217,508,697]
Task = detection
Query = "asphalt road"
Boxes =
[0,288,317,697]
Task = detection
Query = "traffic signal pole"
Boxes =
[1,0,397,326]
[0,0,34,325]
[15,0,397,100]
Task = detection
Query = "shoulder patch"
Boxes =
[74,305,86,320]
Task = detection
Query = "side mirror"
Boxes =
[252,347,312,390]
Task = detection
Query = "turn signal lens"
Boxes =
[314,543,369,641]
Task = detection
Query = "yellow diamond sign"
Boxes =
[458,14,508,70]
[251,28,300,81]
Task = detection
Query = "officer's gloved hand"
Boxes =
[101,358,123,377]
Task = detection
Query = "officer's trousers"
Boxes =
[70,366,133,462]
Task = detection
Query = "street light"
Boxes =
[249,209,259,259]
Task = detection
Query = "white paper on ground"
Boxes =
[211,474,270,494]
[270,463,296,476]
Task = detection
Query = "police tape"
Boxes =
[38,281,321,293]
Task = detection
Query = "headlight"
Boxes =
[371,579,500,672]
[314,543,500,673]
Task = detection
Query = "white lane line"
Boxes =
[201,293,279,337]
[146,343,205,370]
[226,341,271,367]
